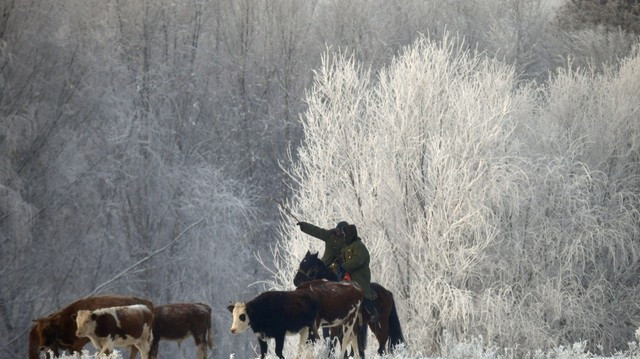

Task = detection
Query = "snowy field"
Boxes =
[51,328,640,359]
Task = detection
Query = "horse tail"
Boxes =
[387,293,405,352]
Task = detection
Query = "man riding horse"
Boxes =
[297,221,379,322]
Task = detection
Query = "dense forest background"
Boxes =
[1,0,639,358]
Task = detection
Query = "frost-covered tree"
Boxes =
[551,0,640,73]
[0,1,262,357]
[273,35,640,356]
[557,0,640,34]
[4,0,640,357]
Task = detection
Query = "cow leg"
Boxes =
[193,332,208,359]
[136,343,151,359]
[328,327,342,358]
[43,347,61,359]
[207,327,214,350]
[196,344,207,359]
[296,327,315,359]
[274,334,286,359]
[339,330,352,359]
[148,336,159,359]
[340,319,360,359]
[295,327,306,359]
[130,344,140,359]
[196,342,207,359]
[99,345,113,358]
[258,338,268,359]
[348,327,361,359]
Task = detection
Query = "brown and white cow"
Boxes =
[149,303,214,359]
[75,304,154,359]
[295,279,364,359]
[29,294,153,359]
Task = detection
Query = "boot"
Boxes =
[363,297,379,322]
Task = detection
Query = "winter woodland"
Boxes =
[1,0,640,358]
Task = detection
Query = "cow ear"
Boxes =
[226,304,234,313]
[71,313,77,320]
[91,313,97,320]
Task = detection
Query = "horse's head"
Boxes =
[294,251,339,287]
[294,251,320,287]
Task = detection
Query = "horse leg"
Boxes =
[357,323,368,359]
[370,317,388,355]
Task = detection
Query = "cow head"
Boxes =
[32,317,60,348]
[227,302,250,334]
[74,310,97,338]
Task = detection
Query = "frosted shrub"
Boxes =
[274,33,640,357]
[55,350,122,359]
[439,330,500,359]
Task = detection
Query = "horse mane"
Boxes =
[305,251,339,282]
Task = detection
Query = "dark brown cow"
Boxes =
[75,304,154,359]
[149,303,214,359]
[29,295,153,359]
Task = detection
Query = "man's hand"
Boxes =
[329,262,345,278]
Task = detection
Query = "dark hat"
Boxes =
[336,221,349,230]
[344,224,358,240]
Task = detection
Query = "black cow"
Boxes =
[227,290,318,359]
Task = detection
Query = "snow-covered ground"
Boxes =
[51,328,640,359]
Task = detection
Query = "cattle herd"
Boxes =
[30,295,213,359]
[29,279,368,359]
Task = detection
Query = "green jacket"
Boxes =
[340,232,374,300]
[298,222,346,267]
[299,222,375,300]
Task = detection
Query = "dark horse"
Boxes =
[294,251,405,357]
